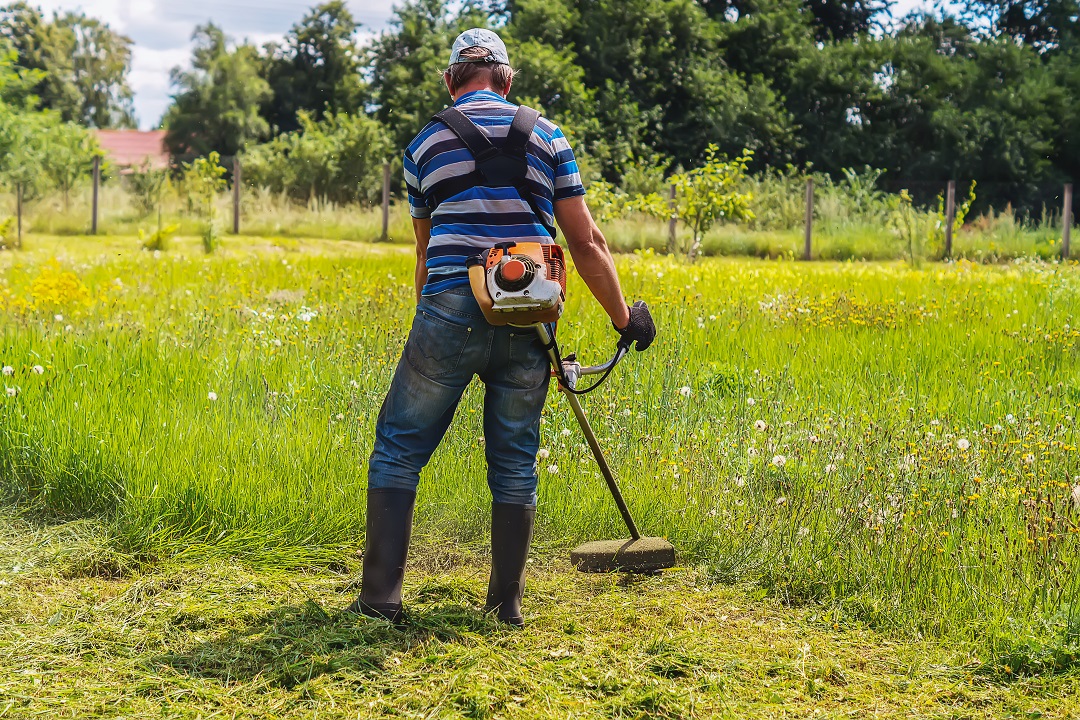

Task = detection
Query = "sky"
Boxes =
[30,0,930,130]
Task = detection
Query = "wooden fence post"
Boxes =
[1064,183,1073,261]
[16,183,22,249]
[803,179,813,260]
[233,157,241,235]
[381,162,391,241]
[91,155,101,235]
[944,180,956,259]
[667,184,677,254]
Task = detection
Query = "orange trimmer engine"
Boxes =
[466,242,566,326]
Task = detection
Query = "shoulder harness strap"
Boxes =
[429,105,556,239]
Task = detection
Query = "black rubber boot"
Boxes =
[484,502,536,628]
[347,488,416,624]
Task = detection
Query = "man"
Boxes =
[349,28,656,627]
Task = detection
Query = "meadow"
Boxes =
[2,232,1080,717]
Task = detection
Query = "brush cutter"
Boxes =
[467,243,676,574]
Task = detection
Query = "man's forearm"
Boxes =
[412,218,432,303]
[567,227,631,329]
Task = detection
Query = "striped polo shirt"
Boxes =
[403,89,585,296]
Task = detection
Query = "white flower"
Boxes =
[31,365,43,375]
[1,366,12,376]
[561,428,572,437]
[297,312,315,323]
[546,464,559,474]
[1023,453,1035,465]
[678,386,692,397]
[272,339,282,347]
[957,438,970,451]
[746,397,756,407]
[64,325,73,333]
[207,391,218,401]
[537,448,550,460]
[771,454,786,468]
[54,314,63,322]
[1006,414,1017,424]
[825,463,837,474]
[754,419,767,432]
[5,387,16,397]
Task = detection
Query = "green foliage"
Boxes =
[39,121,98,210]
[241,111,391,206]
[126,162,170,217]
[669,145,755,260]
[182,151,227,253]
[261,1,366,135]
[0,215,13,249]
[164,24,271,158]
[888,189,933,267]
[139,222,178,252]
[0,2,135,127]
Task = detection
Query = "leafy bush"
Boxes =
[241,111,391,206]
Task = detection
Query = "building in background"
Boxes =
[93,130,170,172]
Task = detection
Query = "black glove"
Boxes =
[614,300,656,351]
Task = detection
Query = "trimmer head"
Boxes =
[570,537,676,574]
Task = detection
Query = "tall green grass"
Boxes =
[1,238,1079,662]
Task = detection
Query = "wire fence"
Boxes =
[2,160,1076,261]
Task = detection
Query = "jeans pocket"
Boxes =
[404,309,472,381]
[506,330,550,389]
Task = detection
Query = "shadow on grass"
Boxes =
[157,597,499,690]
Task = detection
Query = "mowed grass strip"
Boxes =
[2,516,1078,720]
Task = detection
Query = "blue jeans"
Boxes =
[367,288,551,507]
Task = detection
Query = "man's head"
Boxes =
[444,28,514,99]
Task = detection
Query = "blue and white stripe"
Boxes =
[403,90,585,296]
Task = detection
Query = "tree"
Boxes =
[261,1,366,134]
[669,145,755,260]
[182,151,228,253]
[0,2,135,127]
[164,24,271,158]
[960,0,1080,51]
[40,120,98,210]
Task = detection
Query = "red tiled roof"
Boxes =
[94,130,169,169]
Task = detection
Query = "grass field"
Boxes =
[2,233,1080,716]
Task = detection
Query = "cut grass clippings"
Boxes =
[1,515,1079,719]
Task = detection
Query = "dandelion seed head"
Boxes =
[1,366,12,376]
[1072,483,1080,510]
[771,454,786,468]
[754,419,767,432]
[746,397,756,407]
[54,314,63,322]
[957,438,970,451]
[546,464,559,474]
[797,526,810,537]
[537,448,550,460]
[825,463,837,473]
[678,386,692,397]
[560,428,572,437]
[207,391,218,401]
[31,365,43,375]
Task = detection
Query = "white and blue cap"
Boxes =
[448,28,510,67]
